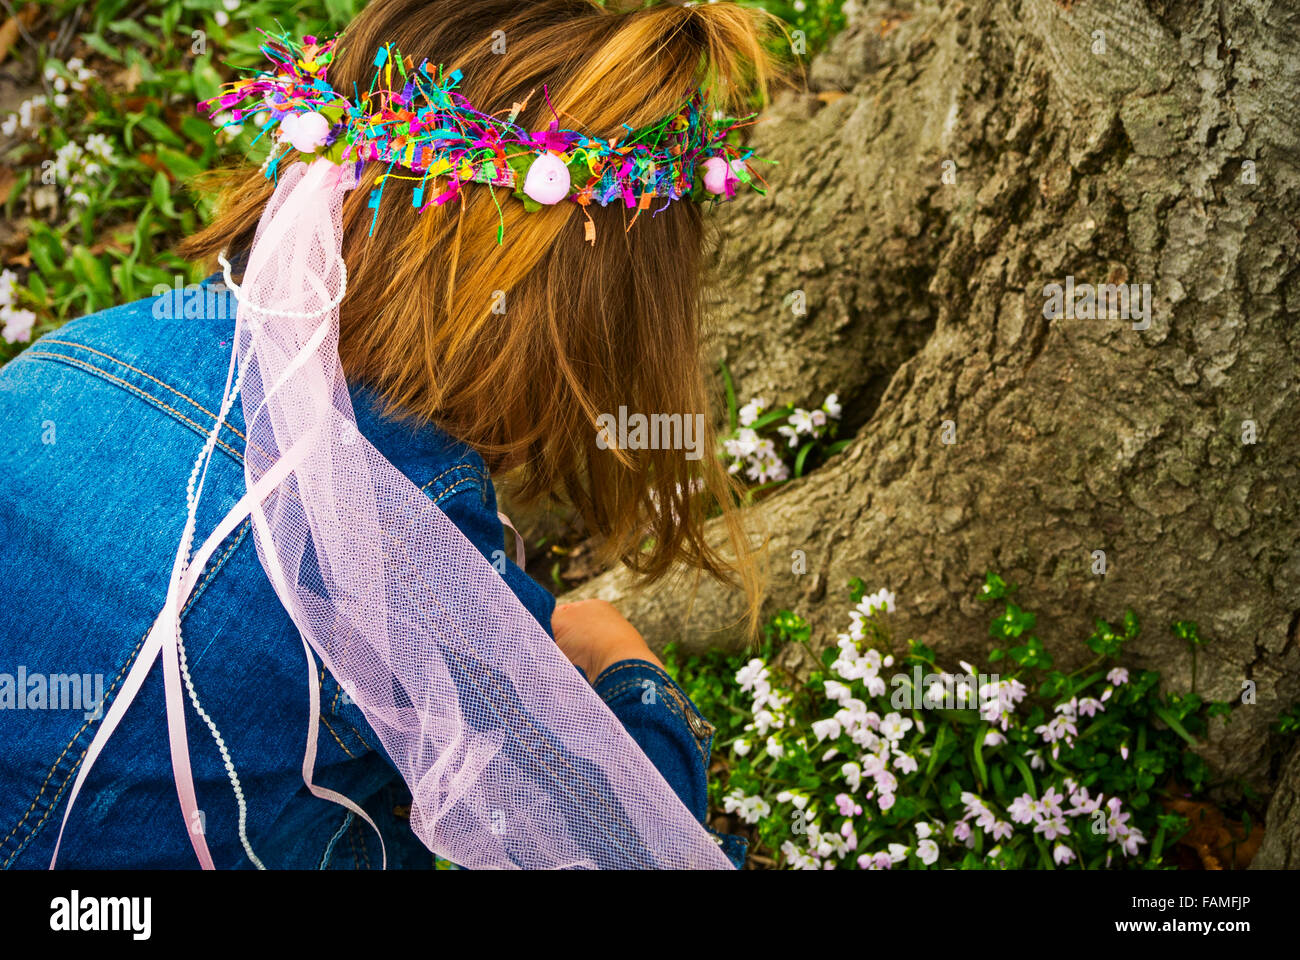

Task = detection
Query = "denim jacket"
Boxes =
[0,278,744,869]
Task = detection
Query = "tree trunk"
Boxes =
[567,0,1300,815]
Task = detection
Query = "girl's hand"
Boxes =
[551,598,664,682]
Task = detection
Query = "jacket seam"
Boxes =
[22,351,244,464]
[36,338,248,445]
[597,673,712,767]
[419,464,488,506]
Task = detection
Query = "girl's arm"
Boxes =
[553,600,747,868]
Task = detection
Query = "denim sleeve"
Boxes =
[428,474,557,634]
[591,659,747,869]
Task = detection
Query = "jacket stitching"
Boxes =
[355,817,373,870]
[419,465,487,505]
[596,668,712,766]
[344,723,374,754]
[347,822,361,870]
[37,339,248,444]
[23,351,244,463]
[318,715,356,760]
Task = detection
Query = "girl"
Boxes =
[0,0,774,869]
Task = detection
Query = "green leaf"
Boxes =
[1008,751,1038,797]
[157,146,203,182]
[137,114,185,148]
[78,31,125,62]
[1152,706,1199,746]
[972,724,989,789]
[70,246,112,302]
[926,724,947,776]
[793,441,816,478]
[151,171,178,219]
[748,405,794,432]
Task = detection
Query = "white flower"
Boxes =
[765,736,784,759]
[775,791,809,810]
[823,679,851,703]
[732,739,751,757]
[879,712,914,742]
[723,789,770,825]
[917,838,939,865]
[2,307,36,344]
[738,397,766,426]
[735,658,767,691]
[841,761,862,791]
[855,588,896,617]
[0,269,18,307]
[724,427,760,459]
[745,455,788,485]
[823,393,842,419]
[812,718,842,743]
[788,408,816,435]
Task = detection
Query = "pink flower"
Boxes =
[1067,788,1103,817]
[1106,667,1129,686]
[835,793,863,817]
[1034,816,1070,840]
[1008,794,1040,825]
[1053,844,1076,865]
[1078,697,1104,717]
[1118,828,1147,857]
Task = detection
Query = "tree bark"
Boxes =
[567,0,1300,811]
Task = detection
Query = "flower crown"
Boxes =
[200,33,770,244]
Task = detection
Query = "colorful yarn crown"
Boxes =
[200,33,770,243]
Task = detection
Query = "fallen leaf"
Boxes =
[1163,791,1263,870]
[114,61,143,92]
[0,5,38,65]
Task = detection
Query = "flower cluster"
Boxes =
[722,392,841,484]
[1,95,48,138]
[1,58,98,139]
[722,788,771,825]
[50,134,116,207]
[1,270,36,344]
[680,577,1204,871]
[734,658,792,759]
